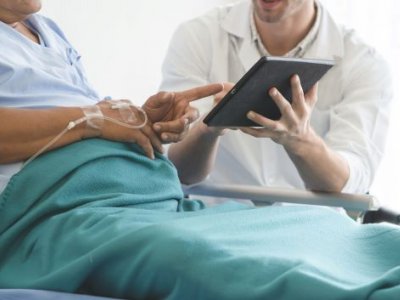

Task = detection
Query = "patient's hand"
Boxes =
[97,100,163,160]
[142,83,223,143]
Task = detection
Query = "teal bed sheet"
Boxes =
[1,139,400,300]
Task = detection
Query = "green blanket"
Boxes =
[1,139,400,300]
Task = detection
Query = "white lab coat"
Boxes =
[160,1,393,194]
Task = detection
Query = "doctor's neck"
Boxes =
[254,2,316,56]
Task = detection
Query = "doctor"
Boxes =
[160,0,393,196]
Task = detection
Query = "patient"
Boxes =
[1,1,400,300]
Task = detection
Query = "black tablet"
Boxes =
[203,56,335,127]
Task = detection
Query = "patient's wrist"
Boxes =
[81,104,104,138]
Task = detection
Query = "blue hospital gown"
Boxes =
[0,14,100,192]
[0,14,99,108]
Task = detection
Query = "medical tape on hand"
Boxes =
[114,101,138,124]
[106,100,137,124]
[105,100,147,129]
[82,105,104,137]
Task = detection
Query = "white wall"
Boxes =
[41,0,400,210]
[41,0,232,101]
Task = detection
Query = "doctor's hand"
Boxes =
[241,75,319,154]
[142,83,223,143]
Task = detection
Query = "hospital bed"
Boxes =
[183,183,400,225]
[1,184,399,300]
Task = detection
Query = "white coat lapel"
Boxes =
[221,0,261,72]
[237,38,261,72]
[305,3,344,61]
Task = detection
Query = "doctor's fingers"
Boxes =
[240,127,281,140]
[304,83,319,107]
[247,111,282,131]
[177,83,224,103]
[290,75,318,115]
[269,88,298,123]
[290,75,307,115]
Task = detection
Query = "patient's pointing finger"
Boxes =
[181,83,224,102]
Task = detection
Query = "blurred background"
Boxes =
[41,0,400,210]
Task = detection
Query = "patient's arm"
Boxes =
[0,84,223,164]
[0,107,85,163]
[0,105,162,163]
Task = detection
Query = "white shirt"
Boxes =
[160,0,393,194]
[249,1,321,58]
